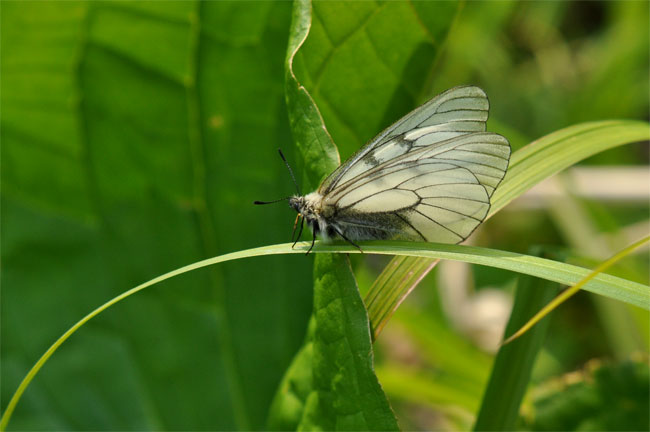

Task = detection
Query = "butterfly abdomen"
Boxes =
[324,209,411,241]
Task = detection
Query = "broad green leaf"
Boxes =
[1,2,312,430]
[367,120,650,337]
[270,1,401,429]
[270,1,460,428]
[302,254,398,430]
[284,0,339,190]
[267,326,316,430]
[294,0,460,162]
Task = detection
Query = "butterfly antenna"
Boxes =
[253,197,291,205]
[278,149,301,195]
[254,149,301,205]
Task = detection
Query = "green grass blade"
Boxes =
[365,256,439,340]
[491,120,650,215]
[2,240,646,430]
[503,235,650,345]
[473,253,562,431]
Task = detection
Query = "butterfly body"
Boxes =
[259,86,511,252]
[291,191,401,242]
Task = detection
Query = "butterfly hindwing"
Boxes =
[326,161,492,243]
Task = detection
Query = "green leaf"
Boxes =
[366,120,650,336]
[294,0,460,162]
[267,327,316,430]
[271,1,460,429]
[318,242,646,309]
[302,254,398,430]
[1,2,313,429]
[271,1,406,429]
[279,2,464,409]
[284,0,339,190]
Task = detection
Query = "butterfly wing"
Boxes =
[319,86,491,195]
[322,133,510,243]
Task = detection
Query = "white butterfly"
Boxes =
[256,86,510,253]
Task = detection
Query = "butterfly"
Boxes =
[255,86,510,254]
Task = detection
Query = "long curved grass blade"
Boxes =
[2,239,647,430]
[366,120,650,339]
[502,235,650,345]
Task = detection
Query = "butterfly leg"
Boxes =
[306,229,316,255]
[333,226,363,253]
[292,215,304,248]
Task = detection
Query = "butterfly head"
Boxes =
[288,195,304,214]
[291,192,324,221]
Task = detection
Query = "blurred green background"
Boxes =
[1,1,648,430]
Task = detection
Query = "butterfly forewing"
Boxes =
[319,86,491,195]
[327,133,509,202]
[391,132,510,197]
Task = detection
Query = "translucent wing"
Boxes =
[323,133,510,243]
[319,86,490,195]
